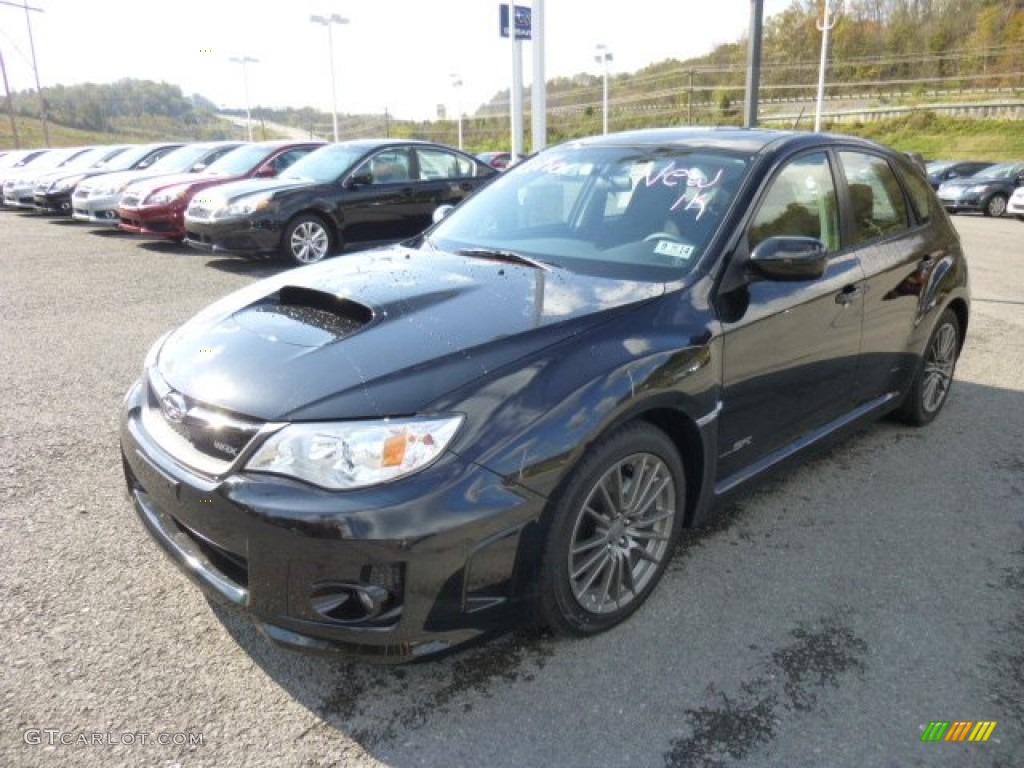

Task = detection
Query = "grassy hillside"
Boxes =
[842,112,1024,161]
[0,114,260,151]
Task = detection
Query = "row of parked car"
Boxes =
[925,158,1024,219]
[0,139,499,264]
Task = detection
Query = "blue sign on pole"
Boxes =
[499,4,532,40]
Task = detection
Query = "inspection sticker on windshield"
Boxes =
[652,240,694,259]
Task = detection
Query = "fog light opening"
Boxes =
[311,578,401,625]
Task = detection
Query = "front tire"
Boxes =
[280,214,334,265]
[537,423,685,637]
[893,308,962,426]
[983,194,1007,218]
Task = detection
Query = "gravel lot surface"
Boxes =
[1,211,1021,767]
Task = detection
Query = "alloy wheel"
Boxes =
[290,220,330,263]
[921,321,957,413]
[567,452,677,615]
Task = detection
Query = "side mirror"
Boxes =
[432,204,455,224]
[749,236,827,281]
[254,165,276,178]
[344,172,372,188]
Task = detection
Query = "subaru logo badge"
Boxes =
[160,391,188,424]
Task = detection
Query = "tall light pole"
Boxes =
[229,56,258,141]
[815,0,838,132]
[594,44,613,135]
[0,0,48,145]
[449,73,463,150]
[744,0,763,128]
[310,13,349,142]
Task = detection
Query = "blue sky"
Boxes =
[0,0,795,120]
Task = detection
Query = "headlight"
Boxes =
[215,195,272,218]
[967,185,990,195]
[246,415,464,490]
[146,186,189,206]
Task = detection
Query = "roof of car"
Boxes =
[566,127,895,158]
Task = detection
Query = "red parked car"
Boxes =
[116,140,324,240]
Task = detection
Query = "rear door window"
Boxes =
[839,152,910,245]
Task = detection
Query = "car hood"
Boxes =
[204,177,314,202]
[128,171,246,197]
[156,245,664,421]
[78,168,178,192]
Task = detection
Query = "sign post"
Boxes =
[500,4,531,164]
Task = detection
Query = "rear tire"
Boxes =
[893,308,961,426]
[983,194,1007,218]
[280,214,334,266]
[537,422,685,637]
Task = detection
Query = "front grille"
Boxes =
[145,371,265,472]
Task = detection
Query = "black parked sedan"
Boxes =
[936,160,1024,217]
[122,127,969,662]
[183,139,497,265]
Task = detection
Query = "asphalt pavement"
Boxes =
[1,212,1021,767]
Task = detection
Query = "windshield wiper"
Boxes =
[456,247,551,271]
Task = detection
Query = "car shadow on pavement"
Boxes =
[192,378,1023,767]
[135,240,193,255]
[203,257,291,278]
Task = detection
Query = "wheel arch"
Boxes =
[636,407,707,528]
[945,296,969,354]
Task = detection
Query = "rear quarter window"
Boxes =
[898,165,934,225]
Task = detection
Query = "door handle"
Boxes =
[835,284,863,305]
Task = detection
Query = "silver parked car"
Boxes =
[71,142,244,225]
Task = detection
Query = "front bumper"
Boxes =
[183,216,281,257]
[3,187,36,208]
[118,204,186,239]
[120,378,543,662]
[32,191,74,214]
[938,192,983,213]
[1007,196,1024,217]
[72,193,121,225]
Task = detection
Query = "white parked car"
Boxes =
[1007,186,1024,221]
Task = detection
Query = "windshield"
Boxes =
[100,144,166,171]
[203,144,273,176]
[28,148,90,171]
[428,145,748,281]
[978,162,1023,179]
[280,144,365,183]
[68,146,126,170]
[149,144,224,173]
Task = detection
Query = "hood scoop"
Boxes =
[232,286,373,346]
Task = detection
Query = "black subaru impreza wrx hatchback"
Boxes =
[121,127,969,662]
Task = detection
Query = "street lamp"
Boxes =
[594,44,613,135]
[229,56,258,140]
[814,0,838,132]
[310,13,350,142]
[449,73,463,150]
